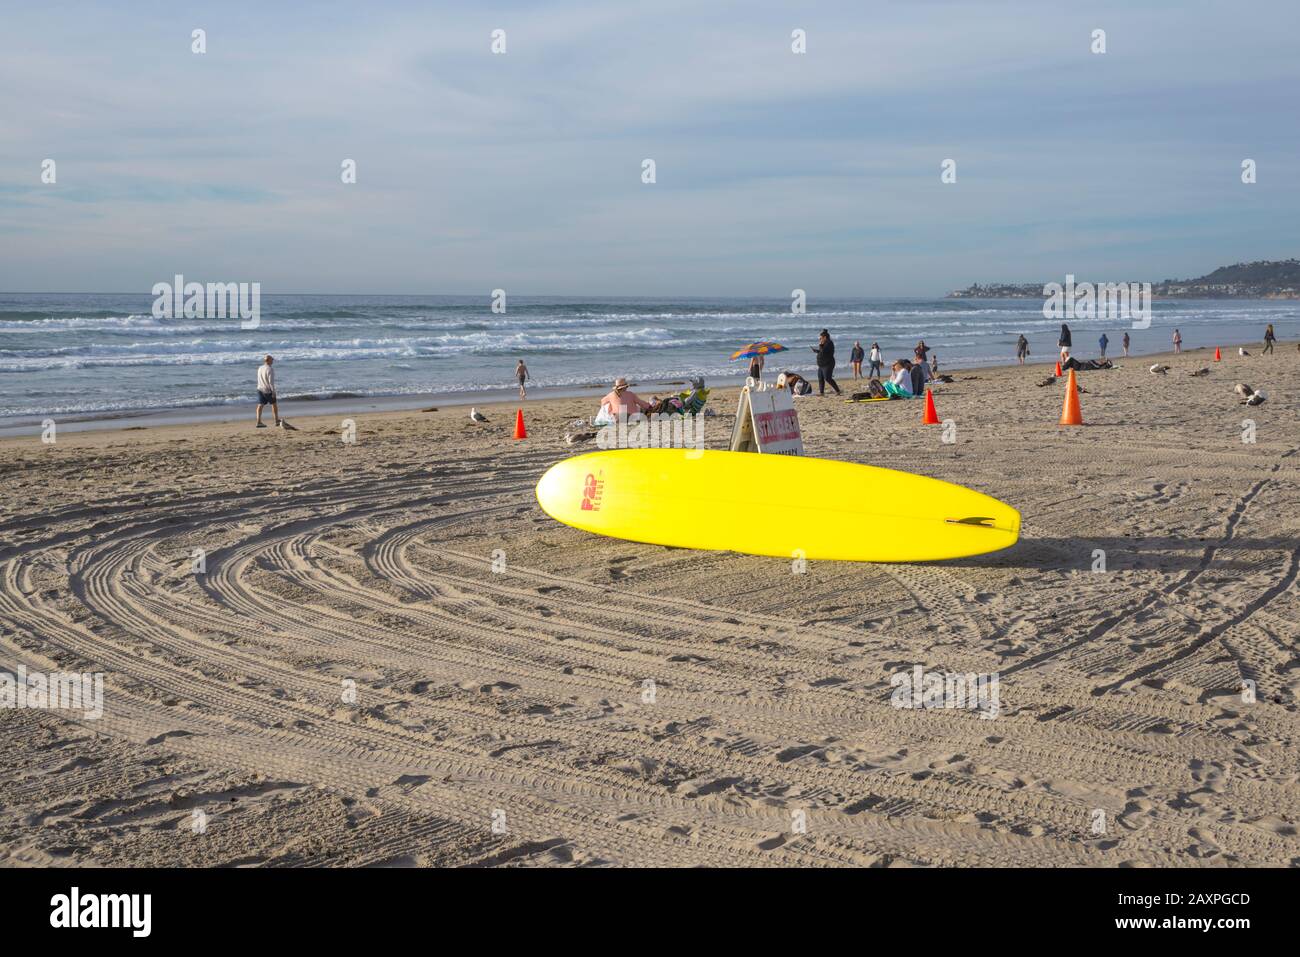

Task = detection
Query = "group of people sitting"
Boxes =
[774,357,940,400]
[774,340,943,401]
[594,376,709,425]
[865,357,937,399]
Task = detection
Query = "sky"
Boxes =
[1,0,1297,297]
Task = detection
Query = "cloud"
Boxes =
[0,0,1297,294]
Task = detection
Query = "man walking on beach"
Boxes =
[1098,333,1108,359]
[515,359,529,398]
[256,355,281,428]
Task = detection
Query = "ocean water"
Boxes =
[0,292,1294,425]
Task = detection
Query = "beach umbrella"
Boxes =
[731,341,787,360]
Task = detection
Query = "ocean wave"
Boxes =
[0,327,682,372]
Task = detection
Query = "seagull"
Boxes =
[1233,383,1254,398]
[469,408,488,423]
[1239,347,1251,357]
[1188,368,1210,377]
[1245,389,1267,406]
[1036,376,1057,387]
[1149,363,1170,375]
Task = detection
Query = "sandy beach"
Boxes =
[2,343,1297,868]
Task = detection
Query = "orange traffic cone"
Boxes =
[922,388,940,425]
[1054,360,1063,376]
[1214,346,1221,362]
[1059,370,1083,426]
[513,409,527,439]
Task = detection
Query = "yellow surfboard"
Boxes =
[536,449,1020,563]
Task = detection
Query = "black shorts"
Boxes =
[257,390,276,405]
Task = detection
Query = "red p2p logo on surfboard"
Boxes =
[580,472,604,511]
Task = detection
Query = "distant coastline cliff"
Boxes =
[948,259,1300,299]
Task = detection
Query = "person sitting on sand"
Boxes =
[1063,356,1114,372]
[777,371,813,396]
[597,377,651,424]
[643,394,683,416]
[255,355,281,428]
[884,360,914,398]
[910,355,932,395]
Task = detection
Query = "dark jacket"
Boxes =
[1058,324,1072,348]
[814,337,836,367]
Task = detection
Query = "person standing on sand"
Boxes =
[1122,332,1130,357]
[869,341,883,378]
[1098,333,1108,359]
[1172,328,1182,354]
[1058,323,1072,363]
[255,355,281,428]
[748,352,764,382]
[811,329,841,396]
[914,340,930,365]
[850,341,865,379]
[1016,334,1029,364]
[1263,324,1276,354]
[515,359,529,399]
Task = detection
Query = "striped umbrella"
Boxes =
[730,341,787,360]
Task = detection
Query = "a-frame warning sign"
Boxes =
[729,379,805,455]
